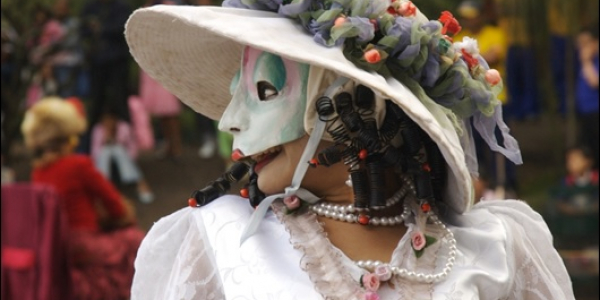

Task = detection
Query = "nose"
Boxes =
[218,102,249,134]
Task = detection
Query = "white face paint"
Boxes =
[219,47,310,161]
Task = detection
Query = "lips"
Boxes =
[254,152,278,173]
[232,146,283,173]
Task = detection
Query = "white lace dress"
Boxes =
[131,195,575,300]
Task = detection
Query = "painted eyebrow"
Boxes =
[253,52,286,91]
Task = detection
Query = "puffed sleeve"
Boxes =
[131,207,225,300]
[431,200,575,300]
[479,200,575,300]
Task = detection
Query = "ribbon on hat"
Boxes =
[240,76,349,245]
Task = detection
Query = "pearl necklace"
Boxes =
[309,186,412,226]
[354,213,457,283]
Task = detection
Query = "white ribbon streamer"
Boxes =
[240,77,349,245]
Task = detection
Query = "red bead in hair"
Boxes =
[359,149,368,160]
[240,188,249,198]
[421,203,431,213]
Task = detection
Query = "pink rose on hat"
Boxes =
[364,49,381,64]
[485,69,502,86]
[397,1,417,17]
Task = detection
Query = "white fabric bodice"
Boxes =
[131,195,575,300]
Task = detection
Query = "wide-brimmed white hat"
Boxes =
[125,4,521,214]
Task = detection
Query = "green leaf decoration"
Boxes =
[412,235,438,259]
[425,235,437,246]
[414,248,425,258]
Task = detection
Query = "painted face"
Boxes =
[219,47,310,171]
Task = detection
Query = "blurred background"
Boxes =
[1,0,598,299]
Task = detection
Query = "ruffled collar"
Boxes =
[273,200,447,300]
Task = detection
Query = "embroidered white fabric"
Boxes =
[131,195,575,300]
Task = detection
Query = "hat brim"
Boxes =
[125,5,473,214]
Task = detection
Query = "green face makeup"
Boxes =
[219,46,310,157]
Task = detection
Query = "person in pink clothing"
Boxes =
[138,0,183,159]
[139,69,183,159]
[91,111,154,203]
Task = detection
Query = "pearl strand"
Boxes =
[353,213,457,283]
[310,202,411,226]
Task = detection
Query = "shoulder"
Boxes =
[131,196,250,300]
[436,200,575,300]
[460,200,555,255]
[140,195,250,250]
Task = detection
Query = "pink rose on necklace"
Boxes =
[361,273,380,292]
[374,265,392,281]
[283,195,301,210]
[363,291,380,300]
[411,231,426,251]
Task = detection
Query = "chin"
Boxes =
[237,144,291,195]
[255,151,293,195]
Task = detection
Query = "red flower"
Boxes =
[460,49,479,69]
[387,6,398,15]
[364,49,381,63]
[439,11,462,37]
[397,1,417,17]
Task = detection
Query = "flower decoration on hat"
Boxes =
[223,0,521,163]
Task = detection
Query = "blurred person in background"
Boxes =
[138,0,184,160]
[21,97,144,300]
[575,24,599,169]
[455,0,517,198]
[26,4,64,68]
[547,145,598,254]
[496,0,540,120]
[553,146,599,216]
[80,0,133,152]
[52,0,86,98]
[24,5,63,106]
[91,109,155,203]
[25,59,58,107]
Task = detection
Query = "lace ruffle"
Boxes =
[273,201,364,300]
[274,201,449,299]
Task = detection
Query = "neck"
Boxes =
[319,216,407,262]
[316,182,409,263]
